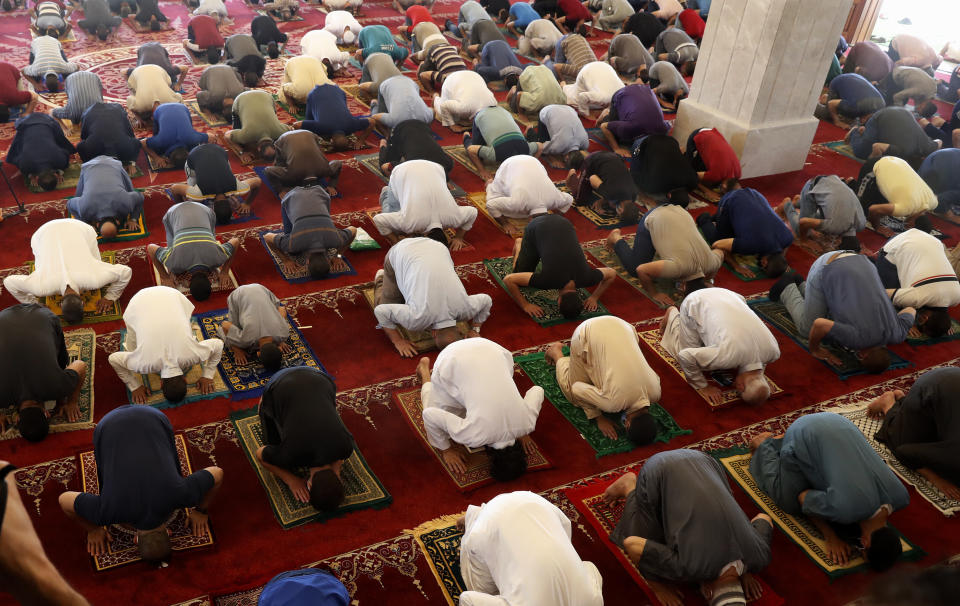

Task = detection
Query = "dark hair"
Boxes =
[839,235,861,252]
[17,407,49,442]
[168,146,189,169]
[259,341,283,372]
[1,0,13,11]
[189,272,212,301]
[44,73,60,93]
[150,19,161,31]
[913,214,933,233]
[681,60,697,77]
[558,291,583,319]
[618,201,640,224]
[243,70,260,87]
[916,100,938,119]
[488,442,527,482]
[567,152,584,171]
[37,170,59,192]
[667,187,689,207]
[138,529,172,565]
[206,46,222,65]
[95,24,109,40]
[309,469,344,512]
[426,227,449,246]
[257,139,275,158]
[637,70,650,83]
[61,293,84,325]
[267,41,280,59]
[307,252,331,279]
[322,58,335,80]
[862,347,891,374]
[503,72,519,91]
[45,27,58,38]
[0,105,8,124]
[279,7,292,20]
[866,527,902,572]
[684,277,708,294]
[762,252,788,278]
[213,198,233,225]
[626,411,658,446]
[161,375,188,404]
[920,308,952,338]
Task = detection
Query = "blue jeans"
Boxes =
[780,253,829,338]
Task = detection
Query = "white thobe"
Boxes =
[460,491,604,606]
[373,238,492,331]
[422,338,543,450]
[485,155,573,218]
[108,286,224,389]
[562,61,624,116]
[433,71,497,127]
[300,30,352,71]
[883,228,960,308]
[660,288,780,389]
[372,160,478,235]
[2,219,132,303]
[322,10,362,42]
[193,0,228,17]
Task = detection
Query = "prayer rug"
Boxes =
[258,234,357,283]
[0,327,95,441]
[724,253,767,282]
[146,151,181,173]
[186,101,230,127]
[274,92,305,120]
[444,144,495,179]
[906,317,960,346]
[360,285,471,353]
[584,241,684,309]
[355,152,467,197]
[515,351,690,457]
[637,329,785,410]
[196,309,327,400]
[25,161,143,193]
[712,448,924,578]
[30,25,77,42]
[255,9,305,21]
[120,321,230,408]
[251,165,342,201]
[868,216,947,240]
[25,251,123,325]
[221,135,263,166]
[484,256,610,326]
[231,407,392,529]
[792,233,845,259]
[586,127,611,150]
[819,140,862,163]
[123,17,175,33]
[465,192,530,236]
[831,404,960,516]
[81,434,214,571]
[151,263,239,297]
[339,83,372,110]
[162,187,261,224]
[748,298,910,379]
[185,47,211,66]
[407,515,466,606]
[497,101,537,128]
[564,478,785,606]
[394,387,552,491]
[364,207,473,250]
[68,212,149,243]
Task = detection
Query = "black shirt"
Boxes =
[80,102,138,159]
[187,143,236,196]
[630,135,698,195]
[584,151,638,203]
[623,11,665,48]
[531,0,558,17]
[380,119,454,176]
[251,14,287,46]
[228,54,267,79]
[0,304,79,407]
[259,367,354,470]
[516,215,603,289]
[480,0,510,17]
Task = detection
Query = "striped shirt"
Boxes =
[35,0,65,31]
[560,34,596,72]
[25,36,75,78]
[157,202,233,274]
[51,71,104,123]
[423,43,467,79]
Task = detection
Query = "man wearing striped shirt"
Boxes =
[51,71,102,126]
[23,36,77,93]
[416,41,467,92]
[545,33,596,82]
[32,0,71,38]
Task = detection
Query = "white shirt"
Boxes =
[563,61,624,115]
[300,29,351,70]
[193,0,228,17]
[485,155,574,218]
[108,286,224,388]
[434,70,497,127]
[2,219,132,303]
[651,0,682,19]
[281,55,331,101]
[374,237,492,331]
[882,228,960,308]
[668,288,780,389]
[874,156,938,218]
[322,10,361,38]
[422,338,543,450]
[372,160,478,235]
[460,491,604,606]
[127,64,182,113]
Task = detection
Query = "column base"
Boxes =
[673,99,821,180]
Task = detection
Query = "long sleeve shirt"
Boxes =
[6,112,75,175]
[434,70,497,127]
[422,338,543,450]
[126,64,182,113]
[51,71,104,124]
[300,30,352,69]
[66,155,144,224]
[220,284,290,349]
[372,160,478,235]
[563,61,624,115]
[849,107,938,161]
[281,56,331,101]
[882,228,960,308]
[485,155,573,218]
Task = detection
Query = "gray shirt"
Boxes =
[66,155,144,223]
[360,52,402,95]
[539,104,589,156]
[276,186,353,255]
[197,64,245,108]
[892,66,937,98]
[655,28,698,64]
[609,34,654,74]
[225,34,261,61]
[649,61,688,96]
[796,175,865,236]
[159,202,232,274]
[220,284,289,349]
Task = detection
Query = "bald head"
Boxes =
[99,221,118,240]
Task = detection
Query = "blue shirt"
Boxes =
[259,570,349,606]
[509,2,540,27]
[67,155,143,222]
[919,148,960,207]
[304,84,361,133]
[829,73,883,104]
[479,39,522,72]
[146,103,208,156]
[715,188,794,255]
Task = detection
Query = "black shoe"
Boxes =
[769,271,802,303]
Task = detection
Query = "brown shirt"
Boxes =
[273,129,333,182]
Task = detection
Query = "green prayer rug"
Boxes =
[724,253,767,282]
[819,140,863,163]
[27,162,143,193]
[409,515,466,605]
[906,317,960,346]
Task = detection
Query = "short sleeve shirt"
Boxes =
[521,215,603,289]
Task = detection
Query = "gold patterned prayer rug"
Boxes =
[186,101,231,127]
[81,434,215,571]
[123,17,175,33]
[394,388,552,491]
[713,448,924,578]
[638,328,785,410]
[355,152,468,197]
[230,407,392,529]
[24,251,123,324]
[497,101,537,128]
[258,234,357,283]
[26,161,143,193]
[792,233,844,259]
[444,144,495,179]
[67,212,150,243]
[360,285,471,353]
[30,24,77,41]
[465,192,530,237]
[584,241,684,309]
[0,327,95,440]
[407,514,467,606]
[151,263,239,297]
[363,207,474,250]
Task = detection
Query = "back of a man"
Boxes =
[158,202,231,275]
[522,214,602,290]
[717,188,794,255]
[646,204,719,279]
[0,304,74,408]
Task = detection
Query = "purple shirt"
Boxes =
[605,84,669,143]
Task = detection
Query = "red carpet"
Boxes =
[2,2,960,605]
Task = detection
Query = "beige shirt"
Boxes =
[281,55,331,101]
[647,204,720,280]
[874,156,938,218]
[126,64,181,113]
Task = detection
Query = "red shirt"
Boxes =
[406,5,433,26]
[0,62,31,107]
[558,0,591,22]
[677,9,706,40]
[188,15,224,49]
[694,129,741,183]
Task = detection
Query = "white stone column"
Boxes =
[673,0,853,179]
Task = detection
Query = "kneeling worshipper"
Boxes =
[417,337,543,480]
[77,102,142,167]
[147,202,241,301]
[458,491,603,606]
[546,33,597,82]
[563,61,625,117]
[528,104,589,167]
[264,129,344,195]
[484,154,574,227]
[255,367,354,511]
[597,84,671,157]
[369,74,434,136]
[464,106,543,181]
[293,83,372,149]
[77,0,121,40]
[463,18,508,59]
[544,315,661,444]
[567,150,641,220]
[888,66,938,108]
[474,39,524,83]
[58,405,223,562]
[654,26,698,72]
[605,33,655,80]
[373,237,492,357]
[628,134,699,207]
[604,450,774,606]
[183,14,225,65]
[0,61,38,119]
[451,0,491,40]
[503,214,617,320]
[108,286,224,404]
[683,127,742,199]
[280,55,331,108]
[816,73,885,128]
[143,102,208,169]
[858,156,938,228]
[750,412,909,570]
[590,0,633,31]
[660,287,780,407]
[919,149,960,217]
[224,33,268,87]
[698,184,793,279]
[0,304,88,441]
[641,61,689,112]
[196,63,245,118]
[23,36,77,93]
[372,159,477,250]
[34,0,70,36]
[130,41,189,91]
[505,1,539,37]
[126,64,183,121]
[517,18,563,58]
[218,284,291,371]
[251,13,288,57]
[432,70,497,129]
[133,0,169,28]
[223,89,293,163]
[66,156,145,238]
[50,71,102,125]
[300,29,352,73]
[322,10,361,45]
[358,52,402,98]
[777,174,866,251]
[873,228,960,337]
[506,64,566,121]
[888,33,942,71]
[848,106,939,164]
[843,41,893,82]
[170,143,262,225]
[263,184,357,280]
[868,367,960,501]
[415,41,467,94]
[262,0,300,20]
[378,119,455,178]
[606,203,723,305]
[5,112,75,192]
[357,24,408,65]
[771,250,915,372]
[258,570,350,606]
[3,219,132,322]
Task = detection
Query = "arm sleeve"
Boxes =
[675,346,715,389]
[373,303,410,330]
[465,294,493,324]
[199,339,224,380]
[800,488,847,522]
[849,121,876,159]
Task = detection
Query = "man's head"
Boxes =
[736,372,771,406]
[321,58,335,80]
[137,527,172,565]
[161,375,188,404]
[617,201,641,224]
[279,8,292,20]
[44,73,59,93]
[432,326,462,350]
[564,150,583,170]
[503,72,520,92]
[267,41,280,59]
[916,100,938,120]
[16,405,49,442]
[61,293,84,325]
[259,342,283,372]
[683,277,708,295]
[861,347,891,374]
[213,198,233,225]
[330,132,351,152]
[839,235,861,252]
[681,60,697,77]
[189,272,212,301]
[220,97,234,116]
[150,19,161,31]
[1,0,13,11]
[913,214,933,233]
[918,308,952,338]
[206,46,222,65]
[309,469,344,511]
[307,252,331,279]
[557,291,583,319]
[666,187,689,207]
[95,24,109,41]
[98,219,119,240]
[243,70,260,87]
[721,178,741,193]
[425,227,449,246]
[257,138,276,160]
[865,526,903,572]
[625,410,658,446]
[760,252,788,278]
[0,104,9,124]
[636,64,649,83]
[488,442,527,482]
[37,169,58,192]
[168,146,189,170]
[45,26,58,38]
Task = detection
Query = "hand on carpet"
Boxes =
[131,386,150,405]
[188,508,210,536]
[810,346,842,368]
[449,237,468,251]
[330,256,348,274]
[697,385,724,407]
[232,347,249,366]
[521,302,545,318]
[197,377,215,395]
[236,203,251,217]
[279,341,293,354]
[284,475,310,503]
[283,260,300,276]
[61,402,81,423]
[519,435,537,456]
[87,527,112,556]
[595,415,619,440]
[733,264,755,279]
[96,298,115,314]
[440,448,467,475]
[741,572,763,601]
[583,295,600,312]
[125,219,140,232]
[392,338,418,358]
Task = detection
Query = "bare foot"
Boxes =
[602,472,636,505]
[416,356,431,384]
[605,228,622,251]
[775,199,790,220]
